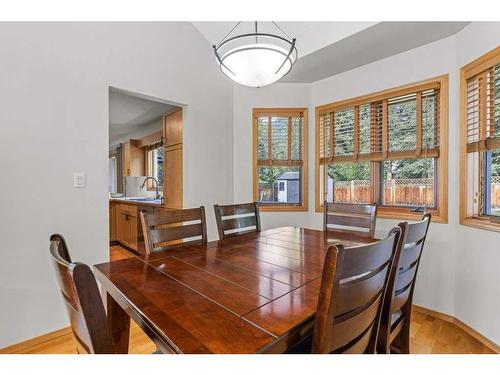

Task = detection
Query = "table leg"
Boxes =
[107,292,130,354]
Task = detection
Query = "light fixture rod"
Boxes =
[275,38,296,74]
[217,21,242,48]
[272,21,292,40]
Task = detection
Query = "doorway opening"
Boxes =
[108,87,184,255]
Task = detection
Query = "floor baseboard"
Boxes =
[412,305,500,354]
[0,326,72,354]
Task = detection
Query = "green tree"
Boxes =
[328,162,370,181]
[384,158,434,180]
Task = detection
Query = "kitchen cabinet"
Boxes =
[122,140,144,177]
[111,201,156,254]
[164,110,183,208]
[164,109,183,147]
[164,144,183,209]
[109,201,116,241]
[116,203,133,249]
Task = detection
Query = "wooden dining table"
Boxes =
[94,226,375,354]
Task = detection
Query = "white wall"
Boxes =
[233,24,500,345]
[453,22,500,346]
[0,22,233,348]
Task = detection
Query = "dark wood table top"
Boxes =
[94,226,375,354]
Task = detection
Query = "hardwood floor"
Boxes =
[410,310,494,354]
[1,245,494,354]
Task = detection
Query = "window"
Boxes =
[253,108,308,211]
[146,143,164,190]
[460,46,500,231]
[316,75,448,222]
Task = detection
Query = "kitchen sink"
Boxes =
[122,197,161,203]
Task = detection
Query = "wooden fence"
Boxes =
[332,180,371,204]
[261,177,500,208]
[259,183,277,202]
[332,179,434,207]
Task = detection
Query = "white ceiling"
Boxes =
[282,22,470,83]
[192,21,470,84]
[192,21,377,58]
[109,89,178,143]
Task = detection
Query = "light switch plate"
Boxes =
[73,172,86,188]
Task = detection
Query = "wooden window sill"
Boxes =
[315,205,447,223]
[377,208,447,224]
[259,204,308,213]
[461,217,500,233]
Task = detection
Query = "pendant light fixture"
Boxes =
[213,22,298,88]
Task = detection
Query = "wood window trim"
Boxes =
[315,75,448,224]
[460,46,500,233]
[253,108,308,212]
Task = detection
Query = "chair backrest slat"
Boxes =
[49,234,115,354]
[335,263,389,316]
[144,208,204,227]
[140,207,207,254]
[214,202,261,239]
[149,223,204,245]
[330,292,383,351]
[339,238,394,279]
[222,215,257,231]
[377,213,432,353]
[311,227,403,354]
[323,202,377,238]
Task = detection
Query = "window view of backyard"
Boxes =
[256,112,304,205]
[326,159,435,208]
[327,162,370,204]
[258,167,301,204]
[319,83,440,212]
[382,158,435,207]
[152,146,164,187]
[485,149,500,216]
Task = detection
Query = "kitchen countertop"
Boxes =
[110,197,163,208]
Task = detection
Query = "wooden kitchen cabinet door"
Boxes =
[164,110,183,147]
[128,209,138,251]
[116,205,129,246]
[109,202,116,242]
[122,140,144,176]
[165,144,183,208]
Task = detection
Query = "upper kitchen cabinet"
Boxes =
[164,109,183,147]
[122,139,145,177]
[163,109,183,208]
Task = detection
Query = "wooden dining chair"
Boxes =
[323,201,377,239]
[377,213,432,354]
[289,226,403,354]
[49,234,116,354]
[140,206,207,254]
[213,202,261,240]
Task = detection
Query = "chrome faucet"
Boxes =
[141,177,161,200]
